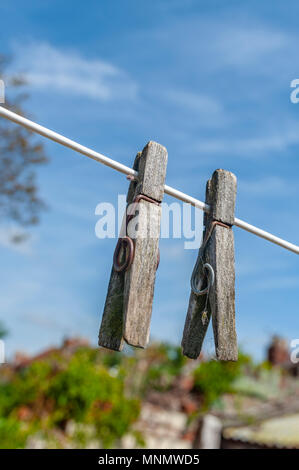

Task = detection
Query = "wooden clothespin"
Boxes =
[98,141,168,351]
[182,169,238,361]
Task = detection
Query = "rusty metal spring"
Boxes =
[113,194,160,273]
[191,220,230,296]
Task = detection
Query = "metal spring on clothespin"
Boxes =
[99,141,168,351]
[182,170,238,361]
[190,221,228,325]
[113,194,161,273]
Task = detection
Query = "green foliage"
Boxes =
[0,347,140,448]
[46,351,140,447]
[0,341,260,448]
[142,343,187,392]
[0,55,48,234]
[254,360,273,373]
[193,351,251,410]
[0,418,29,449]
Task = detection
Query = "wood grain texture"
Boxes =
[123,201,162,347]
[123,142,168,347]
[98,153,140,351]
[181,180,212,359]
[206,224,237,360]
[99,142,168,351]
[182,169,238,361]
[207,170,237,361]
[135,141,168,202]
[98,265,125,351]
[208,169,236,226]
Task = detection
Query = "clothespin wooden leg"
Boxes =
[206,170,238,361]
[98,153,141,351]
[123,142,168,348]
[99,142,168,351]
[98,265,125,351]
[181,180,213,360]
[182,169,238,361]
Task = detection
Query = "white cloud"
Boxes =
[213,27,289,68]
[153,17,290,75]
[12,42,138,101]
[164,89,229,127]
[166,90,222,114]
[54,200,95,221]
[189,126,299,157]
[236,256,290,278]
[239,176,299,196]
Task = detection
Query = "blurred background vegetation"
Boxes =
[0,51,297,450]
[0,334,280,449]
[0,53,261,450]
[0,55,47,242]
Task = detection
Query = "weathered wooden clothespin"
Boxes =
[98,141,168,351]
[182,169,238,361]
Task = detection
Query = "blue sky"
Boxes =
[0,1,299,361]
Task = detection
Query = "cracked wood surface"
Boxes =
[182,169,238,361]
[99,142,168,350]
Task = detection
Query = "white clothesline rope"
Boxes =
[0,105,298,255]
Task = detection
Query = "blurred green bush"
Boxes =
[0,347,140,448]
[193,351,252,410]
[0,340,274,449]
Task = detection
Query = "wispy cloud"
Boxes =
[213,26,289,69]
[164,89,229,127]
[166,90,222,114]
[12,42,138,101]
[239,176,299,196]
[152,17,291,76]
[236,256,290,278]
[188,127,299,158]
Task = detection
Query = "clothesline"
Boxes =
[0,105,298,255]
